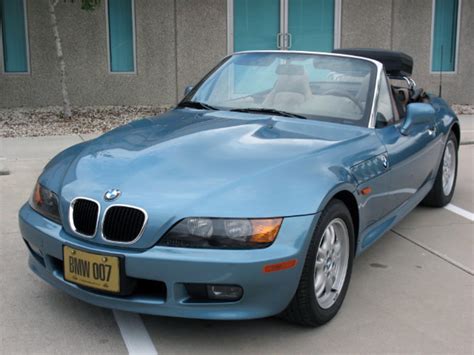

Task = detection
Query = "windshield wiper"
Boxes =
[178,101,218,110]
[230,108,307,119]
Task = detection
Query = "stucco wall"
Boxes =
[1,0,62,107]
[0,0,227,108]
[175,0,228,100]
[341,0,393,50]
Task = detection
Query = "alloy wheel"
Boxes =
[314,218,350,309]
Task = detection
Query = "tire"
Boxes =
[422,130,458,207]
[280,199,355,327]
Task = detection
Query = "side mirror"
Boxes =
[184,85,194,96]
[400,103,435,136]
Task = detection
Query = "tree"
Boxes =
[48,0,101,118]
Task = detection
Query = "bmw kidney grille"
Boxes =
[70,198,100,237]
[102,206,147,243]
[70,199,147,243]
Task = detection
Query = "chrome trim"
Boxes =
[286,32,292,49]
[367,63,384,129]
[230,49,385,67]
[69,197,101,239]
[100,204,148,245]
[276,32,284,49]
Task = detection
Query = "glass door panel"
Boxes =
[233,0,281,52]
[288,0,334,52]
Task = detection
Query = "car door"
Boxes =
[375,76,439,210]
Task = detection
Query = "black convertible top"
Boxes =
[332,48,413,77]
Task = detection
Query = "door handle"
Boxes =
[277,33,292,50]
[277,33,284,49]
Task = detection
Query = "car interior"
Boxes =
[210,61,371,123]
[332,48,430,126]
[389,75,430,118]
[200,49,431,127]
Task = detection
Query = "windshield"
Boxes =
[184,52,377,127]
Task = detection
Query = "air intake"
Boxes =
[70,198,100,237]
[102,206,147,243]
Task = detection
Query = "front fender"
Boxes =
[183,153,360,218]
[39,142,88,193]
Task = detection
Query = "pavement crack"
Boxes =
[391,229,474,276]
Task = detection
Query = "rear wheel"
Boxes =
[422,131,458,207]
[280,199,354,326]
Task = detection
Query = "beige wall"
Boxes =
[176,0,228,100]
[0,0,227,108]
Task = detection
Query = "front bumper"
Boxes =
[19,204,318,320]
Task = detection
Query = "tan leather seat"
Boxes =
[263,68,312,112]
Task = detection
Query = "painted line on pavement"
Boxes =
[392,230,474,276]
[444,203,474,222]
[113,310,158,355]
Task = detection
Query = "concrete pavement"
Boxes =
[459,115,474,144]
[0,128,473,354]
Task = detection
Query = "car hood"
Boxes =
[50,109,381,248]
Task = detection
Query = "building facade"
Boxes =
[1,0,472,108]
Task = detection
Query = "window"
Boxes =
[376,76,395,127]
[107,0,135,73]
[431,0,460,72]
[1,0,29,73]
[189,52,376,127]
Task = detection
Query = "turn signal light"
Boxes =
[33,183,42,205]
[250,218,283,243]
[263,259,298,273]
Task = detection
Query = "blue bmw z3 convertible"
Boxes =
[19,49,460,326]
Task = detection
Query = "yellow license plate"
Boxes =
[63,246,120,293]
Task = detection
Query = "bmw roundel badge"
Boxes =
[104,188,121,201]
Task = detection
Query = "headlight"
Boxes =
[29,182,61,224]
[159,217,283,249]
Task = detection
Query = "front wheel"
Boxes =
[280,199,354,326]
[422,130,458,207]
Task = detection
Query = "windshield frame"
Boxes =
[179,50,384,129]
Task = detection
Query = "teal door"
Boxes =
[233,0,281,52]
[233,0,336,52]
[288,0,335,52]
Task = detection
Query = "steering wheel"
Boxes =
[321,89,364,113]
